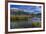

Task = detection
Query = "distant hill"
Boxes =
[10,8,41,17]
[10,8,31,15]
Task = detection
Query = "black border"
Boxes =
[5,1,45,34]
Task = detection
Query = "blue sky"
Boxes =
[10,5,41,14]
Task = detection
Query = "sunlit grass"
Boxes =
[32,22,41,27]
[10,16,30,21]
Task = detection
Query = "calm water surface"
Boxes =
[10,17,41,29]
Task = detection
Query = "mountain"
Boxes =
[10,8,31,15]
[10,8,41,16]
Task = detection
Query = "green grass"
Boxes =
[32,22,41,27]
[10,16,29,21]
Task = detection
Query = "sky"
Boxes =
[10,5,41,14]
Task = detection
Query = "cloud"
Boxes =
[10,5,41,13]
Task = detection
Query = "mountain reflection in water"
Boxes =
[10,17,41,29]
